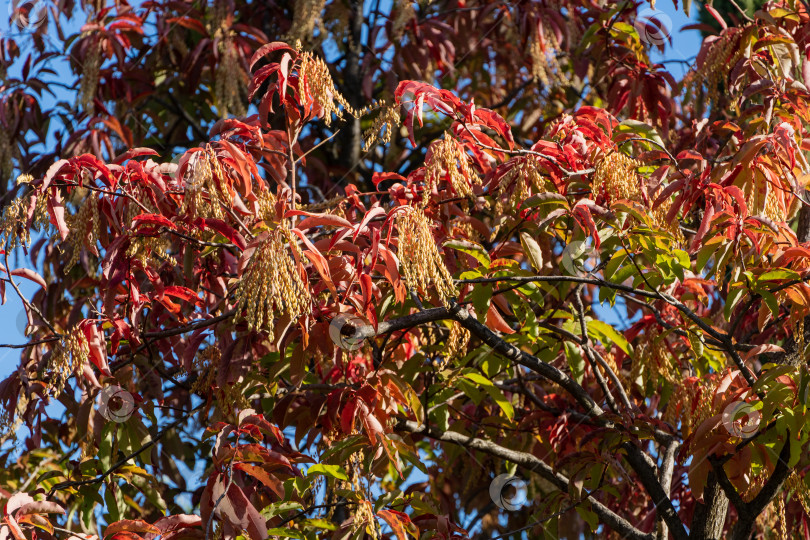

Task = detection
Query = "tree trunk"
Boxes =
[340,0,364,174]
[690,473,730,540]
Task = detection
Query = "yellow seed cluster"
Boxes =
[747,181,787,224]
[0,391,28,443]
[435,321,469,368]
[687,31,743,105]
[362,102,401,151]
[396,206,456,304]
[744,473,768,503]
[778,495,787,540]
[48,330,89,398]
[593,152,641,202]
[78,43,102,111]
[286,0,326,44]
[181,148,229,218]
[529,24,563,88]
[126,236,177,268]
[594,152,681,238]
[62,191,101,272]
[390,0,415,40]
[449,220,479,242]
[300,193,346,214]
[787,472,810,516]
[255,188,277,223]
[354,500,379,540]
[423,135,480,203]
[191,345,220,396]
[751,496,781,537]
[600,351,624,386]
[123,184,159,227]
[1,191,48,250]
[191,345,248,413]
[214,37,247,118]
[495,156,548,215]
[632,328,678,390]
[663,375,718,438]
[235,225,310,330]
[299,51,360,126]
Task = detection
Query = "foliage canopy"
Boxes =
[4,0,810,538]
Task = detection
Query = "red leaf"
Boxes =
[153,515,201,535]
[203,218,247,250]
[486,304,515,335]
[163,286,202,305]
[233,463,285,499]
[81,321,111,376]
[16,501,64,515]
[249,41,293,71]
[47,192,70,241]
[340,398,358,434]
[210,477,267,540]
[287,211,351,230]
[104,520,160,539]
[112,148,159,165]
[9,268,47,290]
[377,510,415,540]
[132,214,175,230]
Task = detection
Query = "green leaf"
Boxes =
[464,372,515,420]
[266,528,306,539]
[564,342,585,384]
[724,286,747,321]
[603,250,628,282]
[430,404,450,432]
[588,320,632,355]
[444,240,490,268]
[307,464,350,481]
[695,236,724,274]
[470,284,493,323]
[759,290,780,318]
[576,506,599,531]
[520,192,569,211]
[759,269,801,282]
[520,232,544,272]
[689,333,705,359]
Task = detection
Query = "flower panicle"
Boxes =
[396,206,456,304]
[235,224,311,330]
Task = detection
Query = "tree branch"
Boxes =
[396,419,653,540]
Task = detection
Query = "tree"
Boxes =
[3,0,810,538]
